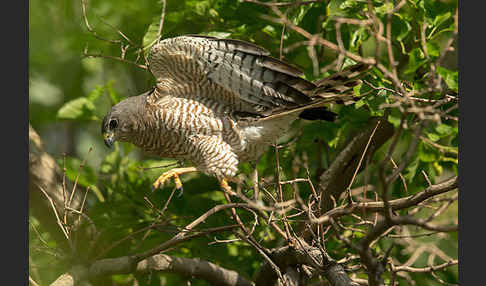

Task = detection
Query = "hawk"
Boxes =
[101,35,370,194]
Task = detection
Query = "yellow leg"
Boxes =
[153,167,198,190]
[219,178,237,197]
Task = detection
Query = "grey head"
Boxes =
[101,90,151,148]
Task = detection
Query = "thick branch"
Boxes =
[50,254,253,286]
[319,118,394,212]
[256,240,359,286]
[137,254,254,286]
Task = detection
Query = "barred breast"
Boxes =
[137,95,243,164]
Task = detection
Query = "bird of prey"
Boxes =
[101,35,370,194]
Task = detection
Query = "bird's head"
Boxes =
[101,111,120,148]
[101,93,149,148]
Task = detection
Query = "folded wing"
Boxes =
[148,35,317,115]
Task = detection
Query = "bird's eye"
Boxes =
[109,119,118,129]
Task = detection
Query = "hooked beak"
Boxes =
[103,132,114,148]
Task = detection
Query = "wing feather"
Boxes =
[148,35,370,118]
[186,34,271,56]
[148,35,314,114]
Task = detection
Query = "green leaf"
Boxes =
[87,85,105,102]
[100,147,121,174]
[350,27,369,52]
[354,99,365,109]
[388,114,401,128]
[428,12,452,38]
[426,41,440,58]
[433,161,443,176]
[405,48,427,75]
[436,66,458,92]
[337,0,365,15]
[353,84,362,97]
[262,25,277,38]
[435,124,456,136]
[292,3,313,25]
[57,97,98,121]
[393,14,412,42]
[193,0,210,16]
[143,17,161,49]
[208,8,219,18]
[64,157,97,188]
[427,132,440,142]
[106,80,122,105]
[404,156,420,182]
[227,243,239,256]
[418,142,439,163]
[374,2,393,15]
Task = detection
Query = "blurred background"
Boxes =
[30,0,159,168]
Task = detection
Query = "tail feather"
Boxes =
[313,63,371,87]
[298,107,337,121]
[311,63,371,105]
[255,63,371,122]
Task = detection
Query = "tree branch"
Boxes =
[137,254,254,286]
[50,254,253,286]
[319,118,394,212]
[134,203,260,262]
[312,176,458,225]
[255,239,360,286]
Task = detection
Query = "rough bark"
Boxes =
[50,254,253,286]
[255,240,360,286]
[137,254,254,286]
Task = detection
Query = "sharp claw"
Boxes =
[174,176,183,189]
[153,178,163,189]
[177,185,184,197]
[152,181,159,190]
[220,179,237,197]
[152,167,197,193]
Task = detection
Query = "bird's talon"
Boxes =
[151,167,198,192]
[177,186,184,198]
[220,178,237,197]
[153,176,169,189]
[174,176,183,190]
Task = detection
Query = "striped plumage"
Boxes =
[101,35,370,186]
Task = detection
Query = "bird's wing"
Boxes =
[147,35,317,115]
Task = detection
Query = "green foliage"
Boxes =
[57,81,121,122]
[57,97,99,121]
[437,66,458,92]
[30,0,458,285]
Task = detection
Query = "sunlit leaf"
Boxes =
[57,97,98,121]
